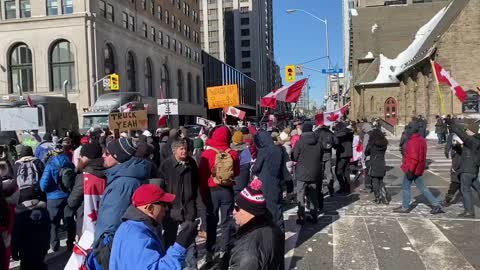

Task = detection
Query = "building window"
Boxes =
[47,0,58,16]
[241,51,250,58]
[106,4,114,22]
[178,42,183,54]
[177,19,181,32]
[240,17,249,25]
[241,40,250,47]
[129,15,135,31]
[99,1,106,17]
[145,58,153,96]
[182,2,186,13]
[165,35,170,49]
[141,0,146,10]
[50,40,75,92]
[165,10,169,24]
[161,64,170,97]
[196,75,201,104]
[158,31,163,45]
[104,43,115,75]
[241,29,249,36]
[177,69,183,100]
[187,72,192,102]
[150,0,154,15]
[142,23,147,38]
[5,0,16,19]
[157,6,162,20]
[9,44,33,93]
[186,4,189,16]
[242,62,251,69]
[126,51,136,91]
[170,0,174,4]
[62,0,73,14]
[176,0,180,9]
[122,12,128,28]
[171,15,175,29]
[151,27,156,41]
[20,0,31,18]
[240,6,248,13]
[172,39,176,52]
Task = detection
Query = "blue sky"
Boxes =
[273,0,344,107]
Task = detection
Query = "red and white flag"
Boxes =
[224,106,246,120]
[433,61,467,103]
[158,87,167,127]
[26,95,33,107]
[315,102,351,126]
[260,78,308,109]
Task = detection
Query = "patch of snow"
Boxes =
[402,247,415,252]
[362,2,451,85]
[350,9,358,16]
[371,23,378,33]
[382,247,391,250]
[307,247,313,252]
[364,52,374,59]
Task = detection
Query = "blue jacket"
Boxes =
[94,157,151,240]
[39,154,74,200]
[34,141,55,163]
[109,206,186,270]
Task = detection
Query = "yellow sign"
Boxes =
[110,74,119,91]
[206,84,240,109]
[286,65,295,83]
[108,110,148,132]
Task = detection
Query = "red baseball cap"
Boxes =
[80,136,89,145]
[132,184,176,207]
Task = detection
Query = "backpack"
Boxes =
[58,167,76,193]
[16,159,40,191]
[211,148,235,186]
[319,131,334,150]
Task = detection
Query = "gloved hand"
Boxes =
[176,220,199,249]
[406,171,415,181]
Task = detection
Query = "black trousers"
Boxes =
[371,177,387,200]
[445,181,461,203]
[206,187,234,253]
[296,181,323,218]
[46,198,75,251]
[335,157,351,193]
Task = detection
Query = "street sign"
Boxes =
[157,99,179,115]
[326,100,335,112]
[295,65,303,76]
[322,68,343,74]
[103,78,110,89]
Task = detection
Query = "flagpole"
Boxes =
[430,60,447,115]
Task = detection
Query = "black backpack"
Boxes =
[58,167,76,193]
[15,159,41,191]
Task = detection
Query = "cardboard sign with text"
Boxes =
[109,110,148,132]
[206,84,240,109]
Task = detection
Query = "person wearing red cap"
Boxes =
[109,184,199,270]
[229,178,284,269]
[72,136,89,168]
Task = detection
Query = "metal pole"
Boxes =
[325,19,331,99]
[16,84,22,97]
[63,80,69,99]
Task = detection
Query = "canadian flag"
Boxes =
[26,95,33,107]
[315,102,351,126]
[260,78,308,109]
[224,106,246,120]
[433,61,467,103]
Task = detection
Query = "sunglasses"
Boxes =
[153,201,170,208]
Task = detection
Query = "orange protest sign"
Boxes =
[206,84,240,109]
[108,110,148,132]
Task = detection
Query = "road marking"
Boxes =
[284,208,300,270]
[333,216,380,270]
[397,218,476,270]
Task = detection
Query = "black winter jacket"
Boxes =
[314,126,338,161]
[333,123,354,159]
[229,214,285,270]
[365,130,388,178]
[157,156,203,223]
[292,132,323,182]
[449,123,480,176]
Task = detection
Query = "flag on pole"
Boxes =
[260,78,308,109]
[223,106,246,120]
[26,95,33,107]
[315,102,351,126]
[158,87,167,127]
[432,61,467,103]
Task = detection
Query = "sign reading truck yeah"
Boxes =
[108,110,148,132]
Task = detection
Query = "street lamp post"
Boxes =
[286,9,330,98]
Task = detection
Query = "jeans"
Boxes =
[47,198,75,251]
[402,175,439,209]
[296,181,323,218]
[460,173,480,214]
[206,187,234,253]
[163,217,198,269]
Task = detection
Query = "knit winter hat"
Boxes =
[236,177,267,216]
[232,131,244,145]
[19,145,33,158]
[106,137,137,163]
[302,123,313,133]
[193,138,204,149]
[80,143,103,159]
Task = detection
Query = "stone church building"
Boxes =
[348,0,480,134]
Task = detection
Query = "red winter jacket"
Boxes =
[199,127,240,197]
[401,133,427,176]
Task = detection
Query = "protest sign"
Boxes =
[108,110,148,132]
[196,117,216,128]
[206,84,239,109]
[0,108,39,131]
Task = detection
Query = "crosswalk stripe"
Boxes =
[333,217,380,270]
[397,218,476,270]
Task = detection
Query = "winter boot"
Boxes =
[430,206,445,215]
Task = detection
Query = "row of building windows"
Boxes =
[135,0,199,24]
[8,41,75,93]
[2,0,73,19]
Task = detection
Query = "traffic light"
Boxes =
[286,65,295,83]
[110,73,119,91]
